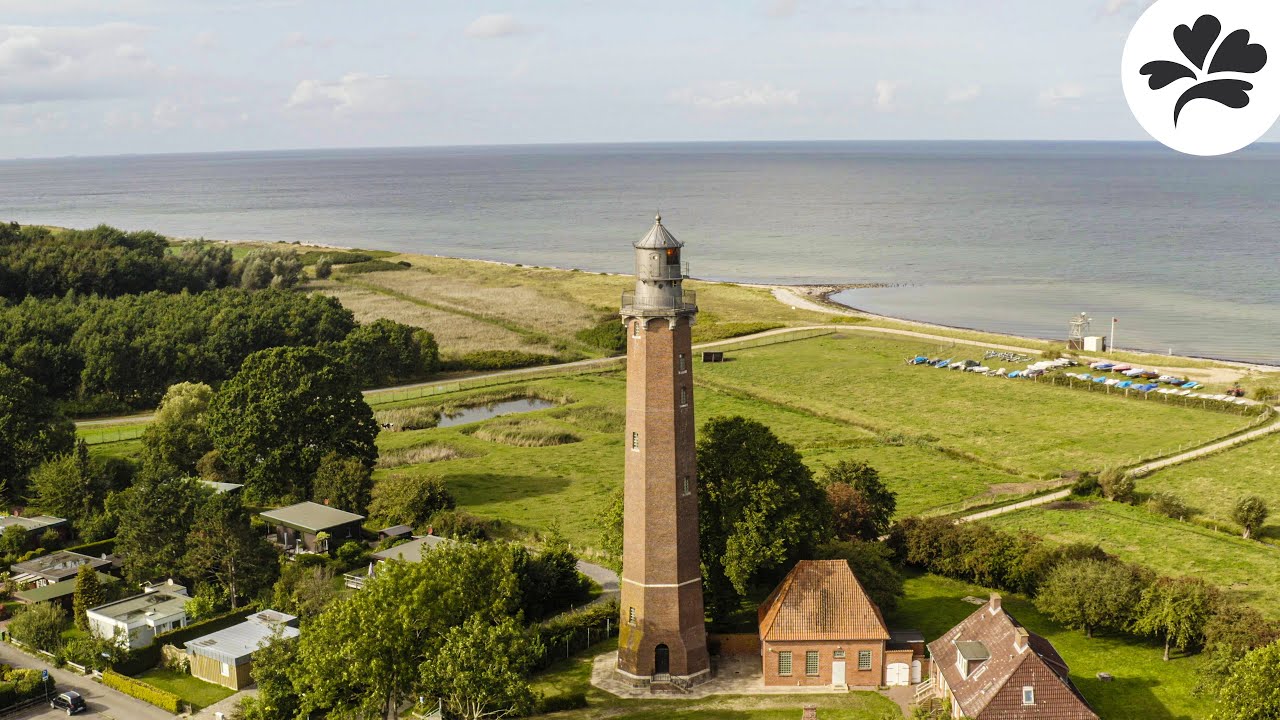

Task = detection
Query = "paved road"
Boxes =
[576,560,619,604]
[0,643,172,720]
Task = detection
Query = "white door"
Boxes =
[831,660,846,687]
[886,663,910,686]
[911,659,922,684]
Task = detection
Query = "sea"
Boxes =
[1,141,1276,365]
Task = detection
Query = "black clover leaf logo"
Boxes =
[1140,14,1268,126]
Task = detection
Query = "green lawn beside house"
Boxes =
[888,573,1213,720]
[135,667,234,711]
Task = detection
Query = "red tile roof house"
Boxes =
[758,560,922,689]
[925,594,1099,719]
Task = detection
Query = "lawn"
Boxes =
[374,370,1036,551]
[136,667,234,710]
[1135,432,1280,536]
[530,640,901,720]
[696,334,1250,478]
[77,422,148,446]
[983,499,1280,617]
[888,573,1213,720]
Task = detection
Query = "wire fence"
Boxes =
[79,426,146,446]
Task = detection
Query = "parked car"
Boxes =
[51,691,87,715]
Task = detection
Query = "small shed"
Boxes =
[186,610,300,690]
[377,524,413,540]
[702,351,725,363]
[259,502,365,554]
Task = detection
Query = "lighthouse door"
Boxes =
[654,645,670,674]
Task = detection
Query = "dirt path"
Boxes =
[958,489,1072,523]
[1128,415,1280,477]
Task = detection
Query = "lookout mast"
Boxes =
[616,214,710,688]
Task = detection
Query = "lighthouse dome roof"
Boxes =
[634,213,683,249]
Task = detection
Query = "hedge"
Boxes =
[102,670,181,713]
[112,605,259,676]
[532,599,618,671]
[441,350,558,373]
[63,538,115,557]
[0,667,46,708]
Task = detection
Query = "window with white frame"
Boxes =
[858,650,872,670]
[805,651,820,676]
[1022,687,1035,705]
[628,607,636,625]
[221,662,231,677]
[833,649,845,659]
[678,353,687,373]
[631,432,639,451]
[633,321,640,338]
[778,651,792,676]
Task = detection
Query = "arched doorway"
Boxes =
[654,644,670,674]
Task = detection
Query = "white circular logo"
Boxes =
[1122,0,1280,156]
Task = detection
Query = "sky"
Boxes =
[0,0,1241,158]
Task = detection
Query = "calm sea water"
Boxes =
[1,142,1276,364]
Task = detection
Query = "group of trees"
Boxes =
[240,541,588,720]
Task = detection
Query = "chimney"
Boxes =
[989,593,1002,614]
[1015,627,1030,654]
[801,705,818,720]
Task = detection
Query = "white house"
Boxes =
[86,580,190,650]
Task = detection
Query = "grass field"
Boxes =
[983,500,1280,617]
[530,640,902,720]
[887,573,1212,720]
[136,667,235,710]
[695,334,1251,478]
[1135,433,1280,536]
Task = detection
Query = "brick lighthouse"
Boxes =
[616,214,710,688]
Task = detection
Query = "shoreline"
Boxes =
[169,235,1280,373]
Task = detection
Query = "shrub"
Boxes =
[102,670,182,713]
[1233,496,1269,540]
[301,251,372,266]
[1147,491,1190,520]
[336,260,410,275]
[538,692,588,713]
[443,350,558,372]
[369,474,455,530]
[531,599,618,672]
[334,540,370,568]
[429,509,492,542]
[8,602,66,652]
[1254,386,1277,403]
[574,317,627,354]
[313,256,333,279]
[1071,472,1101,497]
[1099,468,1135,502]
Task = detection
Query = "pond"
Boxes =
[436,397,558,428]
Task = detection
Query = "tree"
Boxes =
[312,452,374,515]
[271,563,339,620]
[0,363,74,502]
[313,255,334,280]
[208,346,378,502]
[1147,491,1191,521]
[1233,496,1269,539]
[368,473,455,529]
[112,474,209,584]
[1131,576,1218,661]
[1200,604,1280,686]
[295,543,522,719]
[697,416,831,617]
[183,492,280,608]
[598,488,624,573]
[822,460,897,541]
[515,530,591,620]
[419,615,542,720]
[340,319,439,387]
[8,602,67,652]
[140,382,214,477]
[1098,468,1135,502]
[815,539,904,612]
[237,248,302,290]
[72,564,107,631]
[26,442,95,525]
[1035,558,1144,638]
[238,631,303,720]
[1215,641,1280,720]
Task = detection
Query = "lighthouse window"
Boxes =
[680,387,688,407]
[682,476,691,496]
[632,321,640,338]
[665,248,680,265]
[678,353,686,373]
[631,432,639,451]
[628,607,636,625]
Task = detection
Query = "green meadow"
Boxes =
[1135,432,1280,536]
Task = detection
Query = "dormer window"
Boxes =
[1022,686,1034,705]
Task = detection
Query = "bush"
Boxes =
[334,540,370,568]
[336,260,409,275]
[1233,496,1269,540]
[8,602,67,652]
[301,250,372,266]
[1254,386,1277,403]
[102,670,182,713]
[313,256,333,279]
[370,474,455,530]
[1099,468,1135,502]
[531,599,618,672]
[443,350,558,372]
[538,692,588,713]
[429,509,492,542]
[574,318,627,354]
[1071,472,1100,497]
[1147,491,1191,520]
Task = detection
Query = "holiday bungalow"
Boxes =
[259,501,364,554]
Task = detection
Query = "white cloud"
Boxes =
[465,14,529,39]
[0,23,159,105]
[194,31,217,51]
[282,31,335,50]
[874,80,897,112]
[669,81,799,111]
[946,84,981,104]
[1039,82,1085,107]
[285,73,405,114]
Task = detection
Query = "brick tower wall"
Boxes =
[617,314,710,681]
